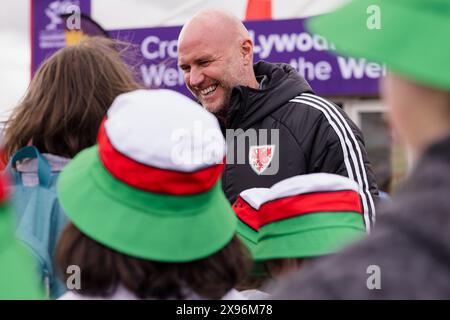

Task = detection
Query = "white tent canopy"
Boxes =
[92,0,348,29]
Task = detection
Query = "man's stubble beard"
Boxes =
[203,65,248,126]
[210,87,232,128]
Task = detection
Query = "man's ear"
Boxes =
[240,39,253,66]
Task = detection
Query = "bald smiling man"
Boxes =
[178,10,379,231]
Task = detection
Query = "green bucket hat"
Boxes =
[57,89,236,262]
[233,174,366,261]
[0,175,43,299]
[256,212,365,261]
[232,188,269,256]
[307,0,450,91]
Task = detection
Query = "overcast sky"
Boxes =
[0,0,347,120]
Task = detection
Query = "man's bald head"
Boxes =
[179,9,250,48]
[178,10,259,114]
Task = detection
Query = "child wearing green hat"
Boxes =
[233,173,366,298]
[55,89,251,300]
[272,0,450,299]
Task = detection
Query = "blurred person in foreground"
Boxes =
[0,172,43,299]
[272,0,450,299]
[177,10,378,232]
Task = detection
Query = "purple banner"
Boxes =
[31,0,91,75]
[110,19,383,97]
[31,1,383,97]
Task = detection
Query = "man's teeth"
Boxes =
[200,85,218,95]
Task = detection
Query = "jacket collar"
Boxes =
[225,61,314,130]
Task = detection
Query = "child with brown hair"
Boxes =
[3,36,142,298]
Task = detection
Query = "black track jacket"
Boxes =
[221,61,379,230]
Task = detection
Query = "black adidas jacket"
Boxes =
[221,61,378,229]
